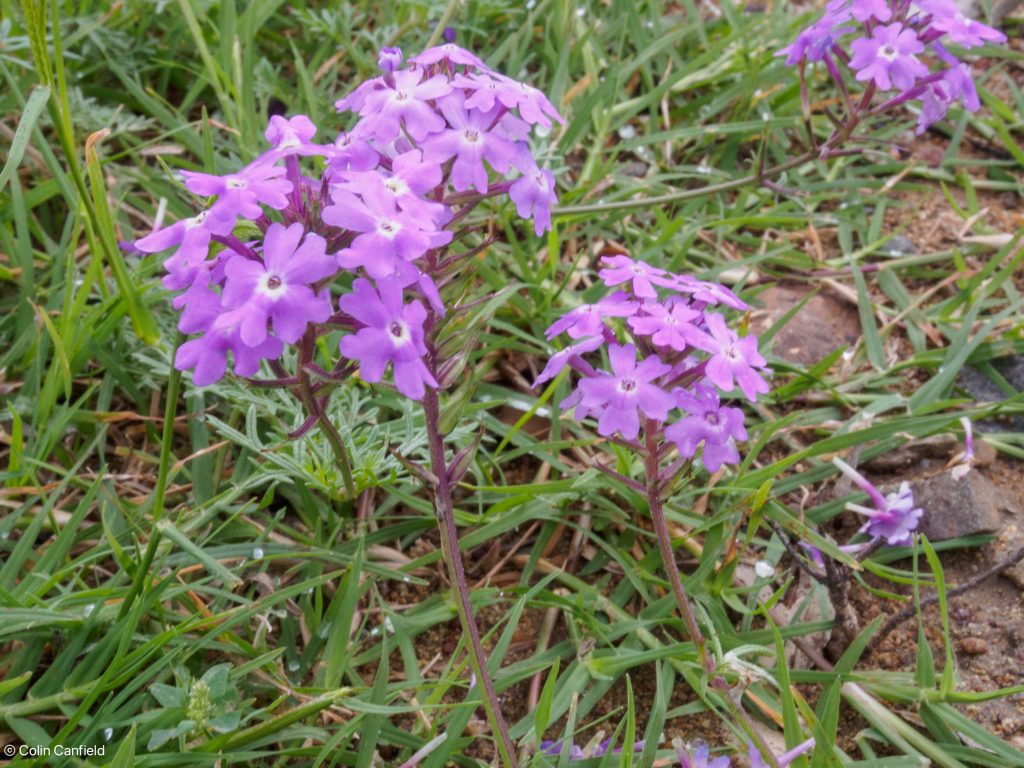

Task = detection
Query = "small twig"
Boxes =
[876,546,1024,644]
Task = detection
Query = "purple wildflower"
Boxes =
[337,149,447,225]
[921,1,1007,48]
[182,163,292,221]
[458,71,564,126]
[748,738,816,768]
[849,23,929,91]
[220,223,337,345]
[545,291,637,340]
[849,0,891,22]
[778,8,856,64]
[597,255,676,299]
[325,179,452,279]
[422,100,518,193]
[628,301,700,351]
[359,69,452,143]
[686,313,769,401]
[263,114,322,157]
[665,385,748,472]
[832,458,923,545]
[338,277,437,400]
[509,154,558,236]
[411,43,486,69]
[574,344,674,439]
[916,55,980,133]
[532,336,602,387]
[134,210,234,273]
[326,132,380,174]
[674,740,732,768]
[671,275,748,310]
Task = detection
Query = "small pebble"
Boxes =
[961,637,988,655]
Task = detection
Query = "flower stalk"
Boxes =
[643,418,712,673]
[420,384,519,768]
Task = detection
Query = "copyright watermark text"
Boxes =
[3,743,106,759]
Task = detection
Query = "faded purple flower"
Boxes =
[134,210,234,274]
[687,313,769,401]
[778,7,855,64]
[411,43,486,69]
[849,23,929,91]
[666,385,748,472]
[849,0,891,22]
[748,738,816,768]
[326,131,380,174]
[832,458,923,545]
[921,0,1007,48]
[532,336,602,387]
[575,344,674,439]
[545,291,637,340]
[339,277,437,400]
[263,114,321,156]
[671,275,748,310]
[458,71,565,126]
[175,304,284,386]
[220,222,337,345]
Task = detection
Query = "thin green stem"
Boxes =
[117,332,184,621]
[554,109,869,217]
[425,0,461,48]
[296,331,356,499]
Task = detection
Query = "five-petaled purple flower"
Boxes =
[221,223,337,346]
[850,23,929,91]
[422,100,518,193]
[358,68,452,142]
[687,314,769,401]
[182,163,292,222]
[574,344,674,439]
[598,255,676,300]
[339,278,437,400]
[666,385,748,472]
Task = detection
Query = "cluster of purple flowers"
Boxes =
[536,255,768,473]
[780,0,1006,133]
[135,44,561,395]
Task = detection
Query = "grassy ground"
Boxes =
[2,1,1024,766]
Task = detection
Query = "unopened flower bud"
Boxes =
[377,46,403,74]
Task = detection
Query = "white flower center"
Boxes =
[617,377,638,394]
[394,90,410,102]
[388,320,411,345]
[463,129,481,144]
[384,177,409,196]
[377,219,402,239]
[186,212,208,229]
[257,271,287,299]
[879,45,898,61]
[226,177,248,190]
